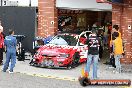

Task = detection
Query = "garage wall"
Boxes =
[112,0,132,64]
[0,7,36,52]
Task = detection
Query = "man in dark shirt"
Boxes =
[85,29,100,79]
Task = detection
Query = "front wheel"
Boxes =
[67,64,72,69]
[72,52,80,67]
[67,52,80,69]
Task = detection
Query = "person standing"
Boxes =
[110,25,121,48]
[112,32,124,73]
[3,29,17,73]
[97,28,104,59]
[109,25,122,68]
[0,25,4,65]
[103,24,109,48]
[107,22,112,50]
[58,20,65,32]
[85,29,100,79]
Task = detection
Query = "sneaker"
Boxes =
[108,66,114,69]
[92,77,99,80]
[2,70,6,72]
[0,62,3,66]
[2,68,7,72]
[119,68,122,73]
[98,58,100,61]
[9,71,13,74]
[113,70,120,74]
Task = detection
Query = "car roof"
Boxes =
[58,33,78,37]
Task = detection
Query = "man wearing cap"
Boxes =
[0,24,4,65]
[85,29,100,79]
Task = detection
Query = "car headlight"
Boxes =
[58,54,70,58]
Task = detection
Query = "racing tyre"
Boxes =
[72,52,80,67]
[67,64,72,69]
[67,52,80,69]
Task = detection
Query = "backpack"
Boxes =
[87,34,99,55]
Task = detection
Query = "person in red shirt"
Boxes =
[108,22,112,49]
[0,24,4,65]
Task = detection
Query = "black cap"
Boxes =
[113,25,119,30]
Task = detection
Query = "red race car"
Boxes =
[30,31,92,69]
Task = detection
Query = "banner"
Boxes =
[96,0,123,3]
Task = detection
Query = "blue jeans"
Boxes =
[103,35,108,45]
[114,55,122,72]
[85,54,99,79]
[3,50,16,72]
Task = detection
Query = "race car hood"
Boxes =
[37,44,75,56]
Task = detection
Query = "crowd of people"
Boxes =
[57,20,125,79]
[84,22,125,79]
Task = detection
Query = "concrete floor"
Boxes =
[0,50,132,86]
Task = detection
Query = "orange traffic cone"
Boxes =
[81,67,89,78]
[79,67,91,86]
[81,67,85,77]
[85,71,89,77]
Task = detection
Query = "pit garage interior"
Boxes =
[56,0,112,63]
[57,0,112,33]
[58,9,112,33]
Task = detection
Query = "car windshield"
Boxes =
[49,34,77,46]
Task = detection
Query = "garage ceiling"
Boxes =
[56,0,112,11]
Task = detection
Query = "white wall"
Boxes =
[8,0,112,11]
[10,0,38,6]
[56,0,112,11]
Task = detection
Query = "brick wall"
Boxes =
[112,0,132,64]
[38,0,58,37]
